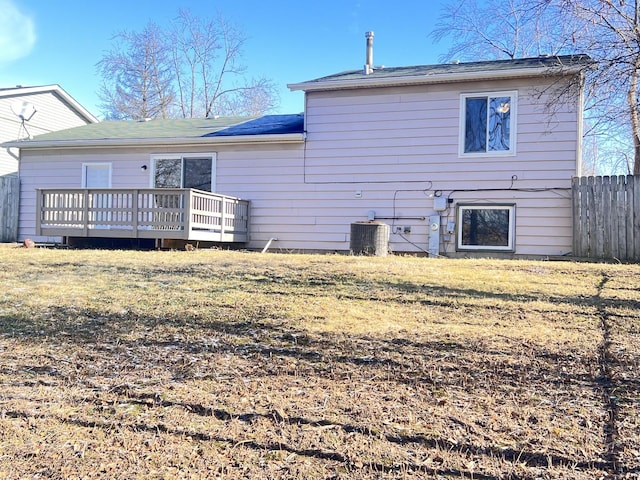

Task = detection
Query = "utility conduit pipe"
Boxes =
[261,237,278,253]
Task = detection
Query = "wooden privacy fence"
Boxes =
[0,176,19,242]
[572,175,640,261]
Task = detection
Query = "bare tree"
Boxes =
[431,0,640,175]
[97,22,175,120]
[97,9,278,120]
[169,10,278,118]
[558,0,640,174]
[213,77,279,117]
[431,0,576,61]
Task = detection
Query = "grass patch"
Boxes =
[0,248,639,478]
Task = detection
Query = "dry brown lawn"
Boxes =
[0,248,639,479]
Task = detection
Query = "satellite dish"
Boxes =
[11,100,37,122]
[10,100,37,140]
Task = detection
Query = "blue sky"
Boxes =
[0,0,450,119]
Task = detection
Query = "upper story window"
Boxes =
[151,154,216,192]
[459,91,517,156]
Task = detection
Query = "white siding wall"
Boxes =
[18,75,580,256]
[0,91,93,176]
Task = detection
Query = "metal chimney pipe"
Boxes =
[364,31,374,74]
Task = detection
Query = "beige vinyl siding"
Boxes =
[18,149,155,241]
[294,76,579,255]
[7,92,91,136]
[0,91,94,176]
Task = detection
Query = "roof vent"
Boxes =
[364,31,374,75]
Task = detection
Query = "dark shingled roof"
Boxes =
[289,54,594,89]
[206,115,304,137]
[18,114,304,143]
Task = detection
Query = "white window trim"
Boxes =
[81,162,112,188]
[458,91,518,157]
[456,204,515,251]
[150,153,217,191]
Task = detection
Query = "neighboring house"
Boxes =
[4,53,593,257]
[0,85,97,242]
[0,85,98,177]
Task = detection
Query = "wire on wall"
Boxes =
[390,185,433,233]
[447,175,572,199]
[389,174,573,253]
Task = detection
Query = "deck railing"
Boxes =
[36,188,249,243]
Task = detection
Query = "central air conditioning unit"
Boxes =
[350,222,390,256]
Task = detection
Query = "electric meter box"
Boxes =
[433,196,448,211]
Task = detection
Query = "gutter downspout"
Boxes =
[576,69,586,177]
[5,147,19,161]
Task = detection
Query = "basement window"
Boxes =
[457,204,515,251]
[459,91,517,156]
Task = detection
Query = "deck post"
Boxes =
[132,190,139,238]
[82,189,89,237]
[36,189,42,236]
[184,190,193,240]
[220,196,227,239]
[245,201,250,241]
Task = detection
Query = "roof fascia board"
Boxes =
[288,65,585,92]
[50,87,99,124]
[3,132,305,150]
[0,85,55,97]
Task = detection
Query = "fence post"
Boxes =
[593,176,603,258]
[600,176,611,259]
[625,176,635,261]
[572,177,581,256]
[634,176,640,260]
[586,176,596,257]
[619,176,630,261]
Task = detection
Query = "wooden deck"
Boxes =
[36,188,249,243]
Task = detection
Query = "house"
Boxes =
[0,85,97,242]
[3,46,593,257]
[1,85,98,177]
